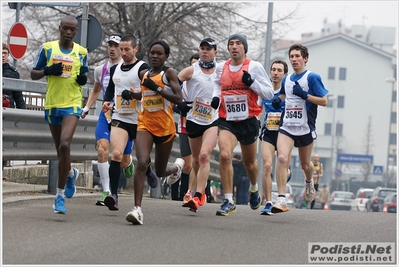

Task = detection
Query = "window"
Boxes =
[328,67,335,80]
[391,112,397,123]
[325,123,332,135]
[339,67,346,80]
[336,123,343,136]
[337,96,344,108]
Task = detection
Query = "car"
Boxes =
[351,188,374,211]
[290,182,305,204]
[329,191,355,211]
[365,187,397,212]
[383,193,397,213]
[271,182,295,208]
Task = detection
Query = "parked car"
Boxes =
[383,193,397,213]
[365,187,397,212]
[329,191,355,211]
[351,188,374,211]
[290,182,305,204]
[271,182,295,208]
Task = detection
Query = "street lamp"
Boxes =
[385,77,396,178]
[328,95,337,189]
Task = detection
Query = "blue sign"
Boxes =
[373,166,384,175]
[335,169,343,178]
[337,153,373,164]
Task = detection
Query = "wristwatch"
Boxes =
[157,87,162,93]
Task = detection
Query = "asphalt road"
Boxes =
[2,193,397,265]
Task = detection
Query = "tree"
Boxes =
[2,2,299,80]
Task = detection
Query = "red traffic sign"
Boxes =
[8,22,28,60]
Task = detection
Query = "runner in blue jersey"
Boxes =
[271,44,329,213]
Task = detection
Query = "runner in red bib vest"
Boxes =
[211,33,274,216]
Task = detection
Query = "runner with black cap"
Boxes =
[177,38,219,212]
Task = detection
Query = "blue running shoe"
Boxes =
[146,164,158,188]
[249,190,261,210]
[53,195,67,214]
[65,168,79,198]
[260,202,274,215]
[216,199,236,216]
[287,165,292,183]
[104,194,119,211]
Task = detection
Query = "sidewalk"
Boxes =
[1,180,99,203]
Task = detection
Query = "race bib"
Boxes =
[266,112,281,131]
[52,54,74,78]
[283,100,306,126]
[143,91,163,112]
[224,94,248,121]
[192,97,213,123]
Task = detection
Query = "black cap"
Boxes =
[200,38,217,50]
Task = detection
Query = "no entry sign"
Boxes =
[8,22,28,60]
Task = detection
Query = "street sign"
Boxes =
[73,14,103,53]
[8,22,28,60]
[373,165,384,175]
[335,169,343,178]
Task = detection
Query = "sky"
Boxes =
[246,1,398,47]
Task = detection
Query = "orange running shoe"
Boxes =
[182,193,192,207]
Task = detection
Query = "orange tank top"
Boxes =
[219,59,262,121]
[138,68,176,137]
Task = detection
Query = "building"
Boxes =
[270,21,397,186]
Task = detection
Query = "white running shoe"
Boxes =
[166,158,185,185]
[126,206,143,225]
[271,198,289,213]
[305,180,315,202]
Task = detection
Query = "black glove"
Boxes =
[121,90,134,100]
[177,101,193,113]
[76,73,87,85]
[242,70,254,86]
[43,62,63,76]
[272,96,282,109]
[172,105,181,114]
[211,97,220,109]
[292,81,308,100]
[142,77,159,92]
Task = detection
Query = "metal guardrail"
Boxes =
[2,78,221,185]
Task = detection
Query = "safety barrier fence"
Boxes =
[2,78,221,193]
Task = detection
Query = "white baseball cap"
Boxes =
[107,34,121,44]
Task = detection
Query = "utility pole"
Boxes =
[257,2,274,191]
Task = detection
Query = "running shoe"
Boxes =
[166,158,185,185]
[96,191,110,206]
[287,165,292,183]
[182,193,192,207]
[187,197,201,212]
[249,190,261,210]
[126,206,143,225]
[187,192,206,212]
[53,195,67,214]
[271,198,289,213]
[104,194,119,211]
[260,202,274,215]
[305,181,315,202]
[65,168,79,198]
[124,156,134,178]
[146,164,158,188]
[216,199,236,216]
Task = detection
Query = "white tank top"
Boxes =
[185,62,219,125]
[111,61,145,124]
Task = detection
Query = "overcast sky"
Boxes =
[246,1,398,48]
